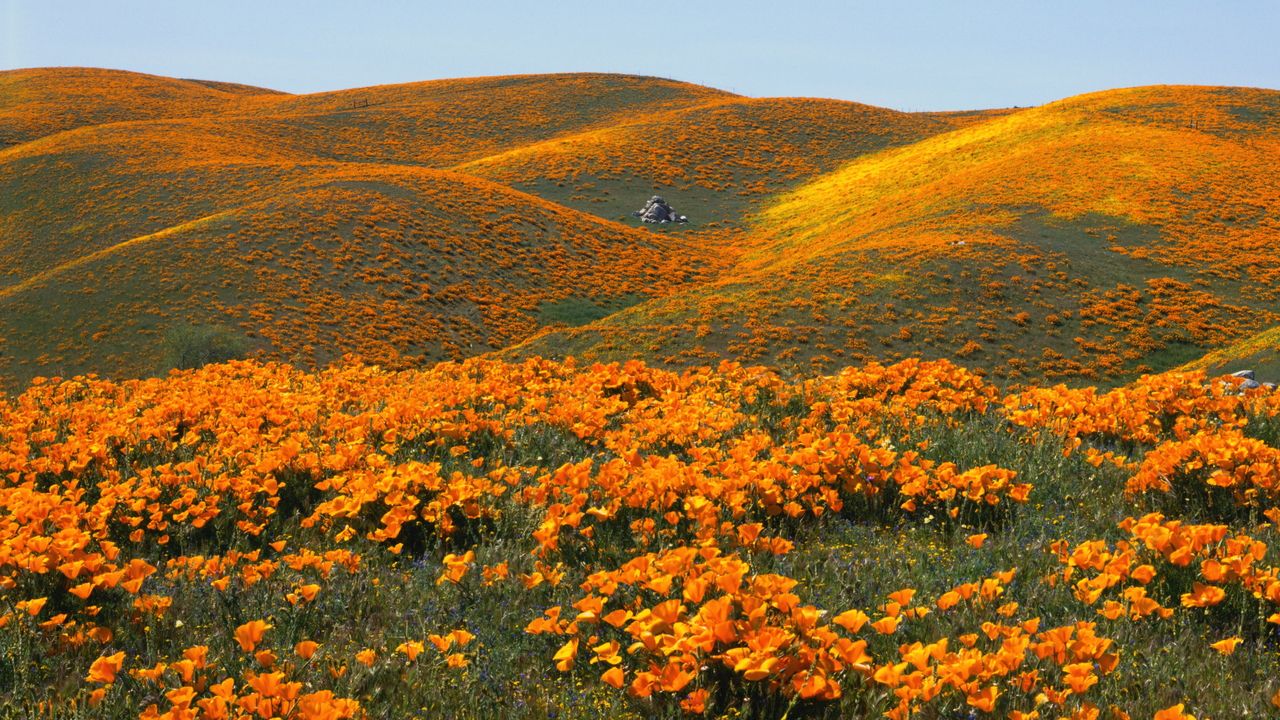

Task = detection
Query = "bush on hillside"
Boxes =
[160,323,250,371]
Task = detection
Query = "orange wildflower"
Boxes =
[86,652,126,684]
[234,620,272,652]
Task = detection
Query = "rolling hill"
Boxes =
[456,97,1009,227]
[0,67,284,147]
[2,69,1279,388]
[516,85,1280,382]
[0,156,725,380]
[0,69,749,383]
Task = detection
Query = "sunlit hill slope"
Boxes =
[519,85,1280,382]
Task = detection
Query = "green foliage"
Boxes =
[160,323,251,371]
[537,294,646,327]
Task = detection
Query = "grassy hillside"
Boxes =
[1179,323,1280,379]
[0,69,991,389]
[457,97,1007,227]
[0,161,725,382]
[517,85,1280,384]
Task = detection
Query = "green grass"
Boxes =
[537,293,648,327]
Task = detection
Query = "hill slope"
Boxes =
[0,71,752,385]
[1179,323,1280,379]
[516,85,1280,382]
[457,97,1007,227]
[0,160,723,381]
[0,69,963,387]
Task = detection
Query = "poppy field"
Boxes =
[4,357,1280,718]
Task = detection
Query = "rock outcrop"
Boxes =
[632,196,687,224]
[1229,369,1276,391]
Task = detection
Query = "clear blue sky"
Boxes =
[5,1,1278,110]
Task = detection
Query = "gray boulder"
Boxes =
[643,204,670,222]
[1223,369,1274,392]
[632,196,688,224]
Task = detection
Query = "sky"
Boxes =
[4,1,1279,111]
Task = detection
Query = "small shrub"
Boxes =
[161,323,250,371]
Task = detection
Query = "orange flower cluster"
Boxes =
[874,619,1120,720]
[525,437,1025,556]
[126,646,362,720]
[807,357,998,430]
[0,357,1000,593]
[527,545,867,708]
[72,628,369,720]
[1054,512,1280,623]
[528,543,1123,718]
[1127,429,1280,511]
[77,617,475,719]
[522,358,1023,557]
[1004,370,1274,448]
